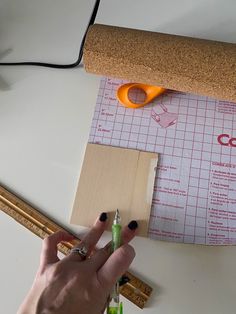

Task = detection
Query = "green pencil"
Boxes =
[107,209,122,314]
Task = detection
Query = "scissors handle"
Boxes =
[117,83,166,109]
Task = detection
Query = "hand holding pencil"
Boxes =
[17,212,138,314]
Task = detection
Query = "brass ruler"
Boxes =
[0,184,152,308]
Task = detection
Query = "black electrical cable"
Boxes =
[0,0,100,68]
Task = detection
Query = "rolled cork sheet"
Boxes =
[83,24,236,102]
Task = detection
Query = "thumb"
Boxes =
[97,244,135,291]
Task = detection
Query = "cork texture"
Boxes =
[83,24,236,102]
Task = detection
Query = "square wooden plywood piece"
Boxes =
[70,144,158,236]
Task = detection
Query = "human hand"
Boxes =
[17,213,138,314]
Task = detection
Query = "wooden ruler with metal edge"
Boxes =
[0,184,152,308]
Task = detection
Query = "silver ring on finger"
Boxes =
[70,245,88,260]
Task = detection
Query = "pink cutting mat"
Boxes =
[89,77,236,245]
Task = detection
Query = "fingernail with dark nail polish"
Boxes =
[99,212,108,222]
[119,275,130,286]
[128,220,138,230]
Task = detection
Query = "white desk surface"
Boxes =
[1,1,236,313]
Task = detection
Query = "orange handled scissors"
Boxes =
[117,83,166,109]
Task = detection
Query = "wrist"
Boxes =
[17,279,44,314]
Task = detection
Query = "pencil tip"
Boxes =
[114,209,121,223]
